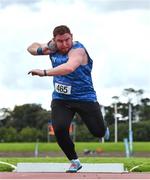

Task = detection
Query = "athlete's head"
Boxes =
[53,25,73,54]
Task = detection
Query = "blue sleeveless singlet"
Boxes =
[49,41,97,102]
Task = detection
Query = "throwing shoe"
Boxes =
[66,159,82,173]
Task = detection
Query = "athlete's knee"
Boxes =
[53,125,68,137]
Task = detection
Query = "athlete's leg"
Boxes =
[77,101,106,138]
[51,100,77,160]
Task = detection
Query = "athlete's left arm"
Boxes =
[28,48,87,77]
[46,48,86,76]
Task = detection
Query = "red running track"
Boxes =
[0,172,150,179]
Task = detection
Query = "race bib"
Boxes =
[55,82,71,95]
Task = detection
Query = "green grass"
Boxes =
[0,157,150,172]
[0,142,150,172]
[0,142,150,152]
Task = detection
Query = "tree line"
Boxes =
[0,88,150,142]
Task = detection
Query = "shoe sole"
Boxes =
[66,165,82,173]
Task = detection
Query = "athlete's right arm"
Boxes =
[27,40,57,55]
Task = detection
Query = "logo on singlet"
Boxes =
[51,57,57,63]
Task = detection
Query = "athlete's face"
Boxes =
[54,33,73,54]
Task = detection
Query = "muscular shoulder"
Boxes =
[68,48,88,65]
[69,47,86,57]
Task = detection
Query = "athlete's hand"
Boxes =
[28,69,45,77]
[40,40,57,54]
[47,40,57,52]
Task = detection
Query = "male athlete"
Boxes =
[28,25,109,173]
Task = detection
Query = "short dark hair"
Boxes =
[53,25,71,37]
